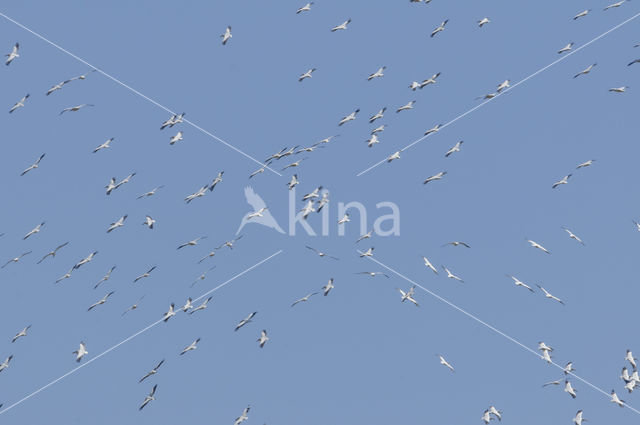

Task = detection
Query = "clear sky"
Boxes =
[0,1,639,424]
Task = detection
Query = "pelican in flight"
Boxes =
[234,406,250,425]
[139,359,165,383]
[122,296,145,316]
[20,154,45,176]
[296,2,313,14]
[438,354,455,372]
[169,131,183,145]
[331,19,351,32]
[9,94,29,113]
[185,185,208,203]
[396,100,415,113]
[2,251,32,268]
[356,230,373,243]
[323,278,335,296]
[209,171,224,191]
[563,227,585,245]
[235,312,257,331]
[0,355,12,372]
[367,66,386,81]
[221,26,232,45]
[625,349,637,369]
[162,304,176,322]
[160,113,185,130]
[552,174,572,188]
[216,235,243,250]
[180,338,201,355]
[422,256,438,274]
[423,171,447,184]
[59,104,94,115]
[558,42,574,54]
[536,285,565,305]
[430,19,448,37]
[298,68,316,82]
[424,124,442,136]
[526,239,550,254]
[23,221,45,239]
[107,215,128,233]
[87,291,115,311]
[360,247,374,257]
[5,42,19,65]
[372,124,385,134]
[442,241,470,248]
[442,266,464,282]
[609,86,628,93]
[611,389,625,407]
[134,266,157,283]
[576,159,595,169]
[573,63,596,78]
[421,72,441,87]
[306,245,339,260]
[563,361,575,375]
[564,380,577,398]
[291,292,318,307]
[55,268,74,284]
[189,296,213,314]
[338,109,359,126]
[142,215,155,229]
[73,342,88,362]
[573,410,586,425]
[444,141,463,157]
[139,385,157,411]
[92,138,113,153]
[628,58,640,66]
[573,10,591,20]
[94,265,116,289]
[73,250,98,270]
[604,0,628,10]
[477,17,490,27]
[177,236,207,249]
[12,325,31,343]
[288,174,299,190]
[257,330,269,348]
[369,108,386,123]
[356,271,389,278]
[191,266,215,283]
[398,285,419,306]
[505,274,534,292]
[387,150,401,162]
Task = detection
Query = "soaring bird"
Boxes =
[177,236,207,250]
[558,42,574,54]
[184,185,208,203]
[237,187,284,234]
[122,296,145,316]
[94,265,116,289]
[216,235,243,250]
[221,26,232,45]
[73,342,88,362]
[526,239,550,254]
[20,154,46,176]
[367,66,386,81]
[306,245,339,260]
[438,354,455,372]
[573,410,586,425]
[628,58,640,66]
[424,124,442,136]
[423,171,447,184]
[331,19,351,31]
[291,292,318,307]
[23,222,45,239]
[357,271,389,278]
[139,359,165,383]
[179,338,201,355]
[235,312,257,331]
[9,94,29,113]
[536,285,565,305]
[59,104,94,115]
[488,406,502,421]
[142,215,155,229]
[611,389,625,407]
[139,384,157,411]
[2,251,32,268]
[396,100,415,113]
[55,268,74,284]
[398,285,419,306]
[420,72,441,87]
[573,10,591,20]
[369,108,386,123]
[356,230,373,243]
[604,0,628,10]
[564,380,577,398]
[209,171,224,191]
[338,109,360,126]
[422,256,438,274]
[162,304,176,322]
[169,131,183,145]
[5,42,19,65]
[442,266,464,282]
[609,86,628,93]
[625,349,637,369]
[12,325,31,343]
[92,138,113,153]
[563,361,575,375]
[576,159,595,169]
[189,297,213,315]
[387,151,401,163]
[337,213,350,225]
[505,274,534,292]
[296,2,313,14]
[134,266,157,283]
[552,174,572,188]
[181,298,193,313]
[360,247,374,257]
[323,278,335,296]
[573,63,596,78]
[477,17,490,27]
[298,68,316,82]
[107,215,128,233]
[496,80,510,92]
[0,355,13,372]
[444,141,463,157]
[257,330,269,348]
[87,291,115,311]
[234,406,250,425]
[442,241,470,248]
[563,227,585,245]
[431,20,448,37]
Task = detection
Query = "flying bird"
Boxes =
[552,174,572,188]
[444,141,463,157]
[142,215,155,229]
[430,20,448,37]
[573,410,586,425]
[162,304,176,322]
[396,100,415,113]
[609,86,628,93]
[625,349,637,369]
[526,239,550,254]
[367,66,386,81]
[573,63,596,78]
[420,72,441,87]
[338,109,359,126]
[422,256,438,274]
[9,94,29,113]
[23,221,45,239]
[179,338,201,355]
[564,380,577,398]
[11,325,31,343]
[237,187,285,234]
[438,354,455,372]
[209,171,224,191]
[189,296,213,315]
[423,171,447,184]
[611,389,625,407]
[298,68,316,81]
[235,312,257,331]
[177,236,207,250]
[360,247,374,257]
[94,265,116,289]
[442,266,464,282]
[87,291,115,311]
[306,245,339,260]
[397,285,419,306]
[558,42,574,54]
[291,292,318,307]
[169,131,183,145]
[139,384,157,411]
[356,230,373,243]
[221,26,232,45]
[20,154,46,176]
[5,42,19,65]
[55,268,74,284]
[107,215,128,233]
[331,19,351,32]
[296,2,313,14]
[573,10,591,20]
[536,285,565,305]
[356,271,389,278]
[576,159,595,169]
[442,241,470,248]
[92,138,114,153]
[369,108,386,123]
[0,355,13,373]
[139,359,165,383]
[628,58,640,66]
[257,330,269,348]
[477,17,490,27]
[563,227,585,245]
[604,0,628,10]
[59,104,94,115]
[216,235,243,250]
[424,124,442,136]
[323,278,335,296]
[2,251,32,268]
[387,151,401,162]
[134,266,157,283]
[73,342,88,362]
[234,406,250,425]
[184,185,208,203]
[505,274,534,292]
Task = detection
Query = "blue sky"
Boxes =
[1,0,640,424]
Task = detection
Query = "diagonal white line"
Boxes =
[0,250,283,416]
[358,250,640,416]
[357,10,640,177]
[0,12,282,177]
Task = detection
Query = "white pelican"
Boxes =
[282,158,306,170]
[73,342,88,362]
[221,26,232,45]
[604,0,628,10]
[496,80,510,92]
[356,271,389,278]
[558,42,574,54]
[387,150,401,162]
[442,266,464,282]
[94,265,116,289]
[397,285,419,306]
[331,19,351,32]
[139,384,157,410]
[21,154,45,176]
[306,245,339,260]
[93,138,114,153]
[9,94,29,113]
[564,380,577,398]
[552,174,572,188]
[88,291,115,311]
[438,354,454,371]
[505,274,534,292]
[360,247,374,257]
[431,20,448,38]
[423,171,447,184]
[337,213,350,225]
[169,131,183,145]
[541,349,553,363]
[234,406,250,425]
[625,349,637,369]
[55,268,74,284]
[477,17,490,27]
[23,221,45,239]
[300,200,315,219]
[543,380,562,387]
[369,107,386,123]
[611,389,625,407]
[367,66,386,81]
[481,410,492,424]
[139,359,165,383]
[177,236,207,250]
[563,361,575,375]
[248,207,268,220]
[257,330,269,348]
[249,167,265,179]
[162,303,176,322]
[122,296,145,316]
[191,267,215,287]
[189,296,213,314]
[143,215,155,229]
[316,191,330,212]
[180,338,200,355]
[338,109,359,126]
[356,230,373,243]
[12,325,31,343]
[0,355,12,372]
[576,159,595,169]
[134,266,157,283]
[59,104,94,115]
[298,68,316,81]
[2,251,32,268]
[420,72,441,87]
[396,100,415,113]
[573,10,591,20]
[444,141,463,157]
[215,235,243,250]
[526,239,550,254]
[5,42,19,65]
[488,406,502,421]
[185,185,209,203]
[573,410,586,425]
[73,250,98,270]
[442,241,470,248]
[422,256,438,274]
[302,186,323,201]
[424,124,442,135]
[562,227,585,245]
[37,241,68,264]
[235,312,257,331]
[628,58,640,66]
[372,124,386,134]
[536,285,565,305]
[296,2,313,14]
[573,63,596,78]
[323,278,335,296]
[107,214,128,233]
[609,86,628,93]
[209,171,224,191]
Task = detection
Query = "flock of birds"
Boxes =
[1,0,640,423]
